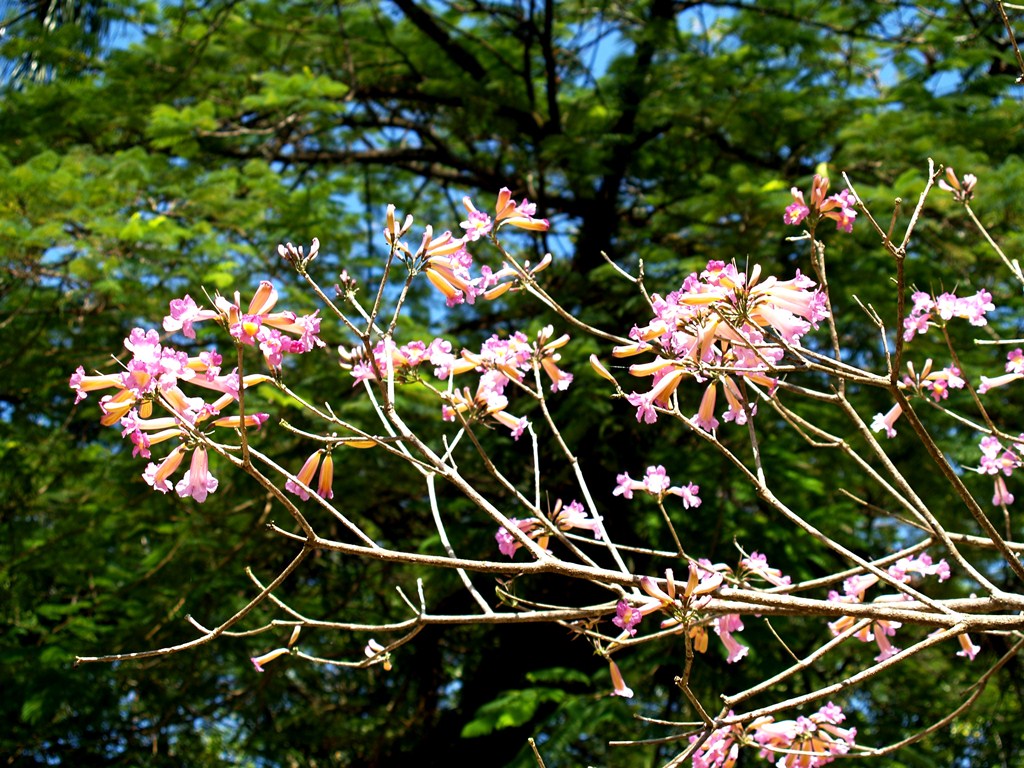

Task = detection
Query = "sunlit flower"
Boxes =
[753,702,856,767]
[316,452,334,500]
[938,167,977,203]
[613,600,642,637]
[784,174,857,233]
[175,446,219,503]
[143,444,188,493]
[286,450,322,501]
[714,614,749,664]
[608,659,633,698]
[871,403,902,438]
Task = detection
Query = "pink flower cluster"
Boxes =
[826,552,971,662]
[495,499,602,559]
[689,703,856,768]
[165,281,324,369]
[752,702,857,767]
[612,554,790,664]
[625,562,759,663]
[343,325,572,440]
[871,359,966,439]
[978,435,1022,506]
[384,188,550,308]
[902,288,995,342]
[784,174,857,233]
[70,324,273,503]
[614,260,827,427]
[938,167,977,203]
[613,465,701,508]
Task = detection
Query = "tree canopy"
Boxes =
[3,1,1024,766]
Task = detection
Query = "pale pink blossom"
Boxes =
[608,659,633,698]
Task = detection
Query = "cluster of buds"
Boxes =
[784,174,858,233]
[938,167,978,203]
[611,555,790,667]
[902,287,995,342]
[608,260,827,428]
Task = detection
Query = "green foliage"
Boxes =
[4,0,1024,766]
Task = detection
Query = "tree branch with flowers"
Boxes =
[69,161,1024,766]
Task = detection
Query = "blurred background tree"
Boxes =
[2,1,1024,765]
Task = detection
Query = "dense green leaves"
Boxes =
[4,0,1024,765]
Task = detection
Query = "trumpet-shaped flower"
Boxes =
[608,659,633,698]
[993,475,1015,506]
[871,403,902,438]
[250,647,290,673]
[286,451,322,501]
[956,632,981,661]
[175,446,219,503]
[143,444,188,493]
[714,614,749,664]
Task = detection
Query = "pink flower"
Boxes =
[740,551,792,587]
[783,187,810,225]
[784,174,856,233]
[286,451,322,501]
[495,518,545,558]
[250,647,290,672]
[691,382,720,432]
[674,482,702,509]
[460,198,493,241]
[608,659,633,698]
[871,403,902,438]
[714,614,749,664]
[551,499,603,539]
[956,633,981,661]
[870,621,901,662]
[163,295,218,339]
[175,446,219,503]
[143,444,188,493]
[993,475,1014,506]
[612,600,642,637]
